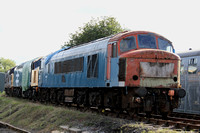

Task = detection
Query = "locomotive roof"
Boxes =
[47,31,173,62]
[69,31,171,49]
[178,50,200,58]
[108,31,171,43]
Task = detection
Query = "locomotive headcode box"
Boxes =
[0,72,5,92]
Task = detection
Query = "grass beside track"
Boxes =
[0,92,186,133]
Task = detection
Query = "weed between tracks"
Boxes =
[0,92,187,133]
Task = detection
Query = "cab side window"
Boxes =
[112,43,118,57]
[158,38,173,53]
[87,54,98,78]
[188,58,198,74]
[48,64,51,73]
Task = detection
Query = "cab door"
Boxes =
[106,43,119,87]
[31,67,39,87]
[31,57,42,87]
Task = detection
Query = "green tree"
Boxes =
[0,57,16,73]
[63,16,124,47]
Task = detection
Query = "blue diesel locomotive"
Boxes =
[5,31,186,116]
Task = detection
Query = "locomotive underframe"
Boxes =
[5,86,179,116]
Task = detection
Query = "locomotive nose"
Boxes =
[119,49,180,88]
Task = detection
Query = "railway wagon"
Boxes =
[5,31,186,116]
[175,50,200,114]
[0,72,5,92]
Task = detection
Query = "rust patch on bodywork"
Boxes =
[123,49,180,88]
[120,49,180,60]
[140,62,174,78]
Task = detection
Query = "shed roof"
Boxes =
[178,50,200,58]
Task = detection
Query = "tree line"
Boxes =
[0,58,16,73]
[1,16,124,73]
[62,16,125,47]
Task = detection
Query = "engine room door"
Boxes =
[31,68,39,87]
[107,43,119,87]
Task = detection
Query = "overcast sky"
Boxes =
[0,0,199,65]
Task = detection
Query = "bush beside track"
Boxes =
[0,92,186,133]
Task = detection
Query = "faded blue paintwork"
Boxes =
[13,63,25,88]
[39,38,119,88]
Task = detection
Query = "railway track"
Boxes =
[0,121,30,133]
[136,113,200,131]
[67,105,200,131]
[170,112,200,120]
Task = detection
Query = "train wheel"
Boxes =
[145,111,152,118]
[57,90,64,104]
[38,88,42,102]
[127,109,137,118]
[17,89,21,97]
[50,89,57,104]
[161,112,168,120]
[76,90,86,105]
[32,89,38,101]
[89,92,101,107]
[39,88,49,103]
[9,88,13,97]
[28,89,33,100]
[44,90,50,103]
